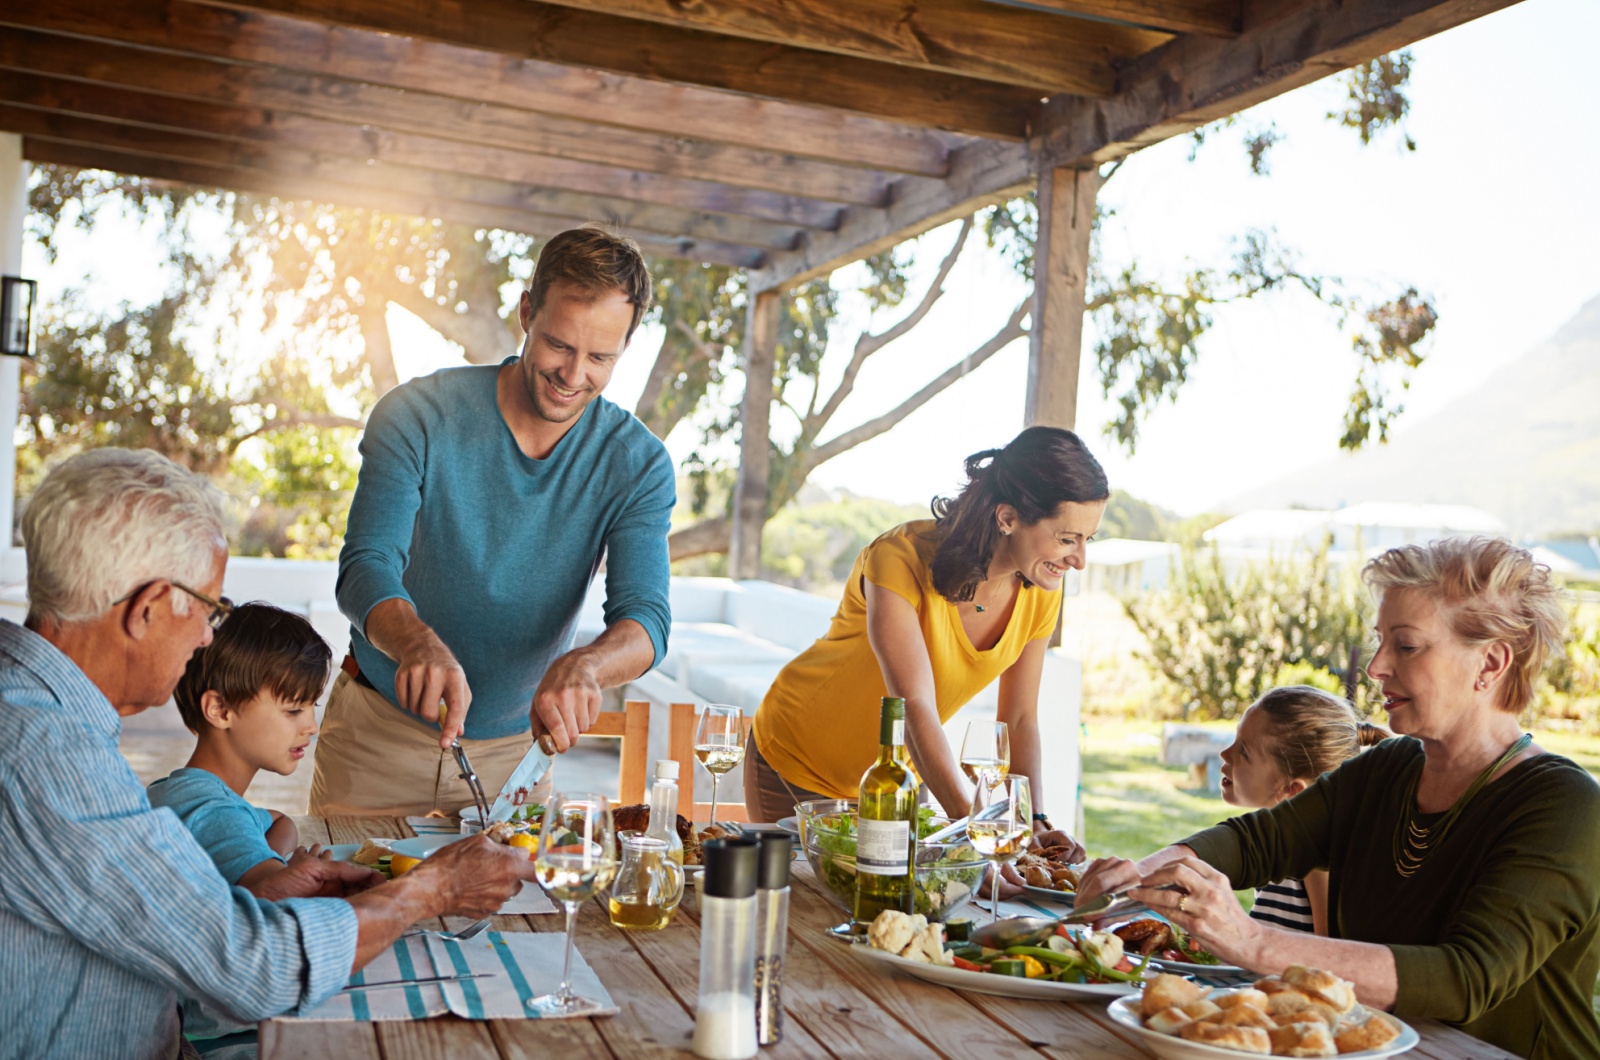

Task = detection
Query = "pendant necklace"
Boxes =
[1391,732,1531,878]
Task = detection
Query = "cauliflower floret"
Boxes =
[905,920,952,965]
[867,910,918,955]
[1080,930,1125,969]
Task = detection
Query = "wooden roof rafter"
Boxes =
[0,0,1526,290]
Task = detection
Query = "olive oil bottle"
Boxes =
[854,697,917,922]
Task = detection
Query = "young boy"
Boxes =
[147,602,332,895]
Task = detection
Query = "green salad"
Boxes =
[807,807,985,920]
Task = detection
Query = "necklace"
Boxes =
[1392,732,1531,878]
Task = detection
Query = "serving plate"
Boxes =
[1020,884,1076,905]
[850,941,1145,1001]
[1146,955,1251,977]
[1105,993,1418,1060]
[774,816,800,836]
[389,834,460,860]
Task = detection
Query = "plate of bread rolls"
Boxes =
[1106,967,1416,1058]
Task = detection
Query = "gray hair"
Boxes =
[22,449,226,626]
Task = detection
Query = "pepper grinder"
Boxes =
[754,833,791,1047]
[693,838,759,1060]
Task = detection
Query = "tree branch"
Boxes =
[808,217,972,437]
[230,411,366,449]
[667,516,731,562]
[635,319,718,439]
[803,299,1029,475]
[384,282,518,365]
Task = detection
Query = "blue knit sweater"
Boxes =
[337,360,674,739]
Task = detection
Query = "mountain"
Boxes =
[1226,293,1600,538]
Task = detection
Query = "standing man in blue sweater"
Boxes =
[312,225,675,816]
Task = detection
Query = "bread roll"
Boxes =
[1179,1020,1271,1054]
[1144,1007,1195,1036]
[1283,965,1358,1013]
[1269,1021,1337,1058]
[1181,999,1224,1022]
[1215,988,1270,1013]
[1218,1004,1275,1031]
[1141,973,1206,1018]
[1334,1012,1402,1053]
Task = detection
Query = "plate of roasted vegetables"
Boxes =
[1115,917,1249,976]
[853,910,1151,1000]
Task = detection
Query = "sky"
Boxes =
[23,0,1600,518]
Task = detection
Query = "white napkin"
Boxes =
[403,816,461,836]
[288,932,615,1021]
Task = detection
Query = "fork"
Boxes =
[402,918,492,942]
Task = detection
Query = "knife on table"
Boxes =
[341,972,496,994]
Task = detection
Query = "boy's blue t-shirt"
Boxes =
[146,768,284,885]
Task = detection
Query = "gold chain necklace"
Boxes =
[1392,732,1531,878]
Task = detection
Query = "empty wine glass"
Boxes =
[526,791,618,1017]
[967,775,1032,921]
[959,720,1010,792]
[694,704,745,825]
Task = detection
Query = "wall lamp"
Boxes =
[1,276,37,357]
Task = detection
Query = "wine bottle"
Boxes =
[854,697,918,922]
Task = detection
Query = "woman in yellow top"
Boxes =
[745,426,1107,849]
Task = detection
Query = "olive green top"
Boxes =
[1183,737,1600,1060]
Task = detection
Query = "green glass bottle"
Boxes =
[854,697,917,923]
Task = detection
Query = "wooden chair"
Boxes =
[668,702,753,823]
[584,699,650,805]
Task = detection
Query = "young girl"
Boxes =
[1218,685,1390,935]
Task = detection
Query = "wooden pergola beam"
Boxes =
[0,0,959,177]
[0,73,808,252]
[24,138,766,268]
[750,140,1034,293]
[521,0,1170,92]
[0,103,791,269]
[183,0,1042,136]
[0,23,890,211]
[981,0,1240,37]
[1035,0,1524,167]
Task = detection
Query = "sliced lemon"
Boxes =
[508,833,537,856]
[390,854,424,876]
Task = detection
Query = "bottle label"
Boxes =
[856,818,911,875]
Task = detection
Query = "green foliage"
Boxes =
[760,496,926,593]
[1123,543,1371,721]
[1329,52,1417,150]
[984,194,1437,454]
[1539,604,1600,726]
[1098,490,1180,542]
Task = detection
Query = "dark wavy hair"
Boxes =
[173,603,332,734]
[928,426,1109,602]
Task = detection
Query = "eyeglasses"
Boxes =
[112,580,234,630]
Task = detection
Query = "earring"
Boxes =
[1475,679,1486,690]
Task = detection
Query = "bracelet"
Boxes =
[1031,813,1053,826]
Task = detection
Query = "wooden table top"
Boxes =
[260,817,1514,1059]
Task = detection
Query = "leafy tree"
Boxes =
[1124,542,1372,721]
[18,53,1431,564]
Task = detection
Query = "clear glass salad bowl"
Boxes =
[795,799,986,923]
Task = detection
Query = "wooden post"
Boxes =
[0,133,24,567]
[1026,164,1102,431]
[729,289,779,579]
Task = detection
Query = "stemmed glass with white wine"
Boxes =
[527,791,618,1017]
[694,704,745,826]
[967,775,1032,921]
[959,720,1010,792]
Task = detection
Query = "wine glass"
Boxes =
[959,720,1010,792]
[527,791,618,1016]
[694,704,745,826]
[967,775,1032,922]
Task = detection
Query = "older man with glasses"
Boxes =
[0,448,537,1060]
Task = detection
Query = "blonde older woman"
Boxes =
[1077,537,1600,1060]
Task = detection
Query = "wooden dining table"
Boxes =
[260,816,1515,1059]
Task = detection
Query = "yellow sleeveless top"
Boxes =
[752,520,1061,799]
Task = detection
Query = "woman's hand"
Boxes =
[981,862,1028,900]
[1132,856,1263,966]
[1075,855,1142,905]
[1031,827,1085,863]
